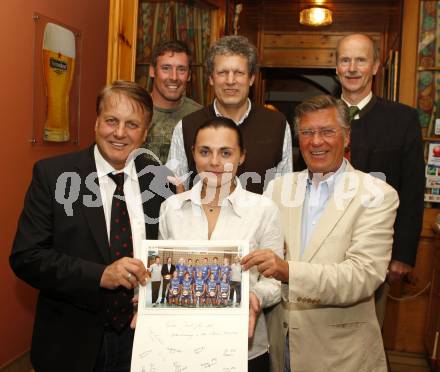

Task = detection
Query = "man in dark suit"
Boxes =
[335,33,425,324]
[10,81,174,372]
[160,256,176,303]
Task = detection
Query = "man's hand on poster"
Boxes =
[241,249,289,283]
[100,257,148,290]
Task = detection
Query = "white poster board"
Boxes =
[131,240,249,372]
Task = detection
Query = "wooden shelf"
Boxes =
[418,66,440,72]
[424,137,440,142]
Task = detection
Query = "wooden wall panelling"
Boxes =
[398,0,420,106]
[238,0,401,37]
[252,67,264,105]
[380,0,402,99]
[207,1,228,103]
[425,236,440,366]
[201,0,227,42]
[385,0,403,52]
[107,0,139,83]
[253,28,264,105]
[259,31,382,68]
[262,49,335,68]
[383,208,438,353]
[238,0,260,46]
[261,32,338,68]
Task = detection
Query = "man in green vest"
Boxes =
[167,35,293,194]
[144,40,201,165]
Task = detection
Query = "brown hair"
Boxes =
[151,40,192,67]
[96,80,153,126]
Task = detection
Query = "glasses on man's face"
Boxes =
[298,128,339,138]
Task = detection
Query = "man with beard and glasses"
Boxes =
[144,40,201,165]
[335,33,424,326]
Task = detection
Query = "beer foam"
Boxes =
[43,22,75,58]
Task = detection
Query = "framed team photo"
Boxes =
[141,242,245,310]
[132,240,249,372]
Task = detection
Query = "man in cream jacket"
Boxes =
[242,95,399,372]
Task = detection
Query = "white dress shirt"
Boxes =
[301,160,347,256]
[341,91,372,120]
[159,180,284,360]
[166,99,293,184]
[94,145,146,242]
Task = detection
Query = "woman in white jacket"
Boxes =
[159,117,283,371]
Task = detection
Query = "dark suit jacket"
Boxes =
[161,263,176,277]
[10,146,174,372]
[350,96,425,266]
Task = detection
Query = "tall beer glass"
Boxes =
[42,23,75,142]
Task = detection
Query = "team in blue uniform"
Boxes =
[193,270,206,306]
[201,257,210,281]
[195,258,204,281]
[186,258,196,281]
[210,257,220,281]
[162,256,233,307]
[180,272,193,305]
[175,258,187,283]
[167,271,181,305]
[219,273,231,306]
[206,273,219,306]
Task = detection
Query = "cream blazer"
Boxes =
[265,163,399,372]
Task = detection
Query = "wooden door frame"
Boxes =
[107,0,139,83]
[106,0,226,86]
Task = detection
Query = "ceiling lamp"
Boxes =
[299,7,333,27]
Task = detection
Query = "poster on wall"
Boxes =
[131,240,249,372]
[32,13,81,145]
[427,142,440,167]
